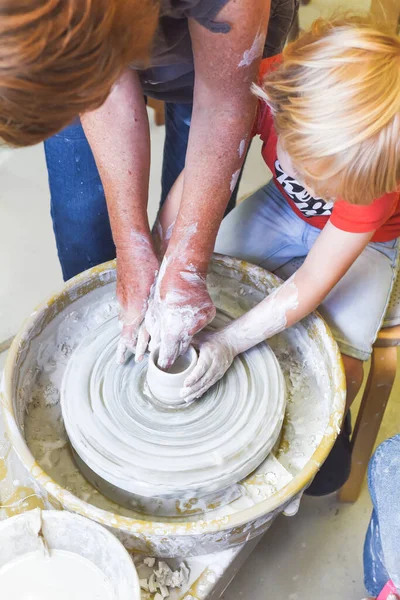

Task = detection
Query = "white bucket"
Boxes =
[0,509,140,599]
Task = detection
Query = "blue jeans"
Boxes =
[45,102,239,281]
[364,436,400,597]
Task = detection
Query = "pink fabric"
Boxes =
[377,580,400,600]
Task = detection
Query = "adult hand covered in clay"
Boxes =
[116,239,160,364]
[143,260,216,370]
[180,328,238,403]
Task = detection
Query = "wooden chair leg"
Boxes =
[338,345,397,502]
[147,98,165,127]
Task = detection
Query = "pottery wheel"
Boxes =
[61,310,287,512]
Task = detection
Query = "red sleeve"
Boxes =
[330,192,399,233]
[259,54,283,79]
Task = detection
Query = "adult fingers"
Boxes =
[145,306,160,352]
[177,334,192,363]
[135,322,150,363]
[116,323,137,364]
[116,338,129,365]
[188,304,216,337]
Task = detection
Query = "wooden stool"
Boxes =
[338,270,400,502]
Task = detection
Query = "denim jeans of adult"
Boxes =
[44,101,241,282]
[363,436,400,597]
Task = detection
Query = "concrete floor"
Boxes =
[1,1,399,597]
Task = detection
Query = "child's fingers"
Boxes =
[182,367,215,399]
[183,355,210,388]
[182,382,211,404]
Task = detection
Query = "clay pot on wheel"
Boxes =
[146,346,198,406]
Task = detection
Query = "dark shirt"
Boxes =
[135,0,298,103]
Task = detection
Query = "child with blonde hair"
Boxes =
[152,16,400,499]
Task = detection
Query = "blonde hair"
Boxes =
[253,16,400,204]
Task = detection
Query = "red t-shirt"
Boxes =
[254,56,400,242]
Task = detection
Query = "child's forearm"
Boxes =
[181,268,325,402]
[181,222,373,402]
[220,223,374,355]
[220,268,325,355]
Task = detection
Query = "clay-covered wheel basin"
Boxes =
[1,256,345,557]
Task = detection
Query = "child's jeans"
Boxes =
[364,436,400,597]
[215,180,399,360]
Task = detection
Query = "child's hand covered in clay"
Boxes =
[180,224,376,399]
[180,329,239,402]
[180,274,301,401]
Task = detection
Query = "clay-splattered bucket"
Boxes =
[1,256,346,557]
[0,509,140,599]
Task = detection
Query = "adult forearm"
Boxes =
[167,99,256,271]
[149,98,256,368]
[173,0,270,272]
[82,70,159,363]
[81,70,151,249]
[153,170,185,258]
[144,0,270,368]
